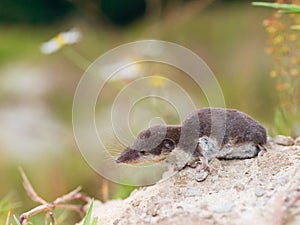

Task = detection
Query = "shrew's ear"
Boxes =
[163,139,175,150]
[162,139,175,155]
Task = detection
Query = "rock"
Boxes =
[76,143,300,225]
[295,136,300,146]
[254,186,265,197]
[273,135,294,146]
[151,208,159,217]
[277,176,289,186]
[195,170,209,182]
[113,219,120,225]
[185,187,200,197]
[131,200,141,207]
[201,211,213,219]
[157,214,205,225]
[233,183,245,192]
[213,202,234,213]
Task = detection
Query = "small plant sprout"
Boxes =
[40,28,81,54]
[1,194,20,225]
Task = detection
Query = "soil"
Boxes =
[77,136,300,225]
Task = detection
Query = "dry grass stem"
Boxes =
[101,179,109,202]
[18,168,91,225]
[19,167,48,205]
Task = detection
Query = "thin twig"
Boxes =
[20,205,48,224]
[19,167,48,205]
[52,186,82,204]
[48,211,56,225]
[101,179,109,202]
[19,168,91,225]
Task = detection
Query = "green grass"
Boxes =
[82,199,98,225]
[252,2,300,14]
[1,195,21,225]
[5,212,21,225]
[0,195,17,214]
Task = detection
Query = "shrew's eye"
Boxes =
[163,139,175,149]
[140,150,146,154]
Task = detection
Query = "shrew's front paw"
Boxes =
[195,170,209,182]
[194,163,210,182]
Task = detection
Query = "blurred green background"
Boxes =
[0,0,277,224]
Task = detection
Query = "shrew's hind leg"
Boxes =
[258,144,267,157]
[194,143,210,182]
[187,145,202,168]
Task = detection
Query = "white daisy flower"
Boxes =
[40,28,81,54]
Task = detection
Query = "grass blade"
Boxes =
[13,215,21,225]
[82,199,94,225]
[5,211,11,225]
[252,2,300,11]
[279,9,300,14]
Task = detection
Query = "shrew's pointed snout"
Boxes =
[115,153,126,163]
[115,147,141,164]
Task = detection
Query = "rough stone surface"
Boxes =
[273,135,295,146]
[295,136,300,146]
[77,142,300,225]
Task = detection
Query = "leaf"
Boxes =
[82,199,94,225]
[252,2,300,12]
[279,9,300,14]
[290,25,300,30]
[5,211,10,225]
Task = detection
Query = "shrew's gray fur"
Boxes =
[116,108,267,181]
